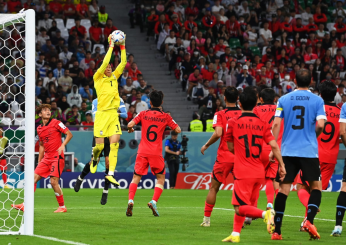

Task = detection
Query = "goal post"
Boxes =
[0,9,35,235]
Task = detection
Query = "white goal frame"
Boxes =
[0,9,35,236]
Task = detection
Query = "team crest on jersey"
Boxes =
[100,130,103,135]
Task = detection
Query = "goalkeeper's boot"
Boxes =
[264,209,275,234]
[90,159,98,174]
[222,234,240,243]
[271,232,282,240]
[54,207,67,213]
[331,226,342,237]
[148,200,159,217]
[244,217,252,225]
[126,200,134,217]
[200,217,210,227]
[11,203,24,212]
[105,175,119,186]
[100,191,108,205]
[303,220,320,240]
[74,176,83,192]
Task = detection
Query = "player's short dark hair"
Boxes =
[149,90,164,107]
[239,87,257,111]
[37,104,51,114]
[224,86,238,103]
[296,69,311,88]
[260,88,276,103]
[319,81,337,102]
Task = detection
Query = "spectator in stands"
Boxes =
[59,45,73,65]
[76,0,90,19]
[79,101,88,122]
[69,60,84,86]
[79,84,93,102]
[50,101,63,121]
[84,60,95,80]
[236,65,253,87]
[187,68,203,100]
[184,14,197,32]
[217,62,229,83]
[58,95,70,113]
[79,51,93,71]
[63,0,76,19]
[259,21,272,47]
[157,23,170,51]
[65,104,81,125]
[124,78,136,94]
[98,5,108,27]
[7,0,21,13]
[165,30,177,61]
[127,88,137,104]
[38,12,53,31]
[43,70,57,89]
[128,62,142,82]
[89,20,103,48]
[80,111,94,131]
[49,0,63,18]
[37,27,50,47]
[58,69,73,94]
[53,61,64,79]
[126,105,135,122]
[67,85,82,108]
[103,18,117,45]
[70,18,87,41]
[89,0,99,19]
[132,92,148,113]
[314,6,327,25]
[196,80,210,107]
[137,79,150,93]
[74,157,85,171]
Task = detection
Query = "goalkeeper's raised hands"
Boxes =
[108,34,115,48]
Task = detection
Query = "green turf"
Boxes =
[0,189,345,244]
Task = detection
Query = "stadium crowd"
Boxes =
[131,0,346,129]
[0,0,155,130]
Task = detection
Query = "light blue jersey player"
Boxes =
[270,69,326,240]
[92,98,128,119]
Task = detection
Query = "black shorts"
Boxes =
[91,137,110,158]
[280,156,321,183]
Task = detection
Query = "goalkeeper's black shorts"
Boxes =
[91,137,110,158]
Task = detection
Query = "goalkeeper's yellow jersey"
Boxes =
[93,46,127,111]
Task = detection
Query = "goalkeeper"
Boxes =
[91,34,126,186]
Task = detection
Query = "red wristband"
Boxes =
[120,45,125,50]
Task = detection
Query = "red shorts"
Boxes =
[34,153,65,178]
[232,178,264,207]
[212,161,233,184]
[260,148,278,179]
[134,153,165,176]
[0,159,7,171]
[296,162,336,190]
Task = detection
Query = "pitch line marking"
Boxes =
[33,234,89,245]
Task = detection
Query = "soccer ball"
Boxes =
[111,30,125,45]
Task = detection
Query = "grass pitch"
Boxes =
[0,189,345,244]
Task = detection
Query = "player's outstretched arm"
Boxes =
[201,126,222,155]
[127,121,135,133]
[315,118,325,137]
[38,141,45,163]
[57,130,73,155]
[93,34,115,80]
[113,35,127,79]
[340,122,346,147]
[269,140,286,181]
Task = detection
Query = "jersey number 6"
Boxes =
[147,125,158,142]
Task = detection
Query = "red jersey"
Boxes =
[318,102,340,164]
[103,25,118,39]
[225,113,275,179]
[133,108,178,156]
[49,2,62,14]
[213,107,241,163]
[37,119,68,156]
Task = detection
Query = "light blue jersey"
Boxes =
[275,90,326,158]
[340,103,346,123]
[92,98,127,119]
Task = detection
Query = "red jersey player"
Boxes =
[254,88,283,210]
[296,81,340,228]
[199,86,241,227]
[126,90,181,217]
[222,87,286,243]
[12,104,73,213]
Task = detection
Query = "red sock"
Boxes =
[34,183,37,192]
[297,189,310,208]
[275,189,279,197]
[265,178,274,204]
[233,214,246,233]
[128,183,138,201]
[204,201,215,217]
[55,194,64,207]
[2,173,7,184]
[238,206,264,219]
[152,186,163,202]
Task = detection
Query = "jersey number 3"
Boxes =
[292,106,305,130]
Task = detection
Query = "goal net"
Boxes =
[0,10,35,235]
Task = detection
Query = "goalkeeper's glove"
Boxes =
[108,34,115,48]
[119,34,126,46]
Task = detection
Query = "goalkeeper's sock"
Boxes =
[204,201,215,217]
[104,168,110,191]
[34,183,37,192]
[108,143,119,176]
[55,193,65,208]
[129,183,138,201]
[2,173,7,184]
[92,143,104,162]
[80,163,91,179]
[152,184,163,202]
[233,214,246,233]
